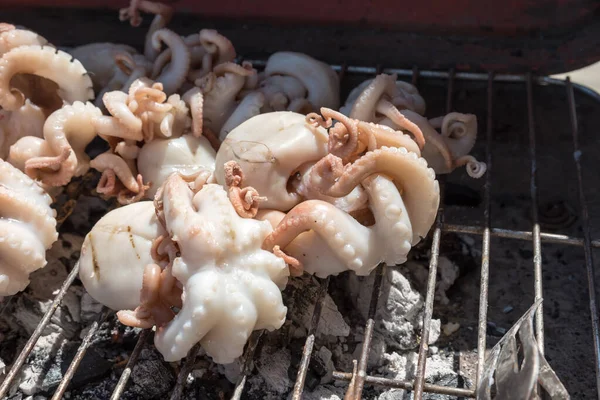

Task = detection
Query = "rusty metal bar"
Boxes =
[169,344,201,400]
[565,77,600,398]
[231,330,263,400]
[291,277,331,400]
[526,73,545,353]
[476,72,494,388]
[444,223,600,248]
[413,69,454,399]
[110,329,151,400]
[333,371,475,397]
[349,264,386,399]
[0,261,81,398]
[51,309,110,400]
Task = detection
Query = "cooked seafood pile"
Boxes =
[0,0,486,365]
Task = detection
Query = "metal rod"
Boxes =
[413,68,453,399]
[565,77,600,399]
[476,72,494,388]
[169,344,201,400]
[526,73,545,353]
[443,223,600,248]
[231,330,263,400]
[50,309,110,400]
[243,59,600,103]
[350,264,386,399]
[333,371,475,398]
[291,277,331,400]
[0,262,81,398]
[110,329,151,400]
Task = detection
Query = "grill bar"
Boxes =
[476,72,494,388]
[565,78,600,398]
[291,276,331,399]
[0,261,81,398]
[527,73,545,354]
[170,344,201,400]
[231,330,264,400]
[1,66,599,400]
[51,309,110,400]
[346,63,409,400]
[332,371,475,397]
[110,329,151,400]
[349,263,386,399]
[413,68,454,399]
[444,223,600,248]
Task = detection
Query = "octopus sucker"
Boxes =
[9,101,102,186]
[0,45,94,112]
[0,159,58,296]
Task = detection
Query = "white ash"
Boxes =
[434,257,460,306]
[288,275,350,338]
[347,266,441,351]
[79,293,104,324]
[18,332,70,395]
[254,346,292,394]
[216,358,242,384]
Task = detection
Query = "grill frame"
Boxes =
[0,62,598,399]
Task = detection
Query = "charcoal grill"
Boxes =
[1,4,600,400]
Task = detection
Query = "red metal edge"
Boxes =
[5,0,600,36]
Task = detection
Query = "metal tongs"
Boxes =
[477,299,570,400]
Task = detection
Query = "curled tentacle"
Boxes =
[309,146,439,244]
[119,0,174,61]
[0,45,94,112]
[320,107,360,162]
[90,152,143,194]
[455,155,487,178]
[375,99,425,149]
[151,28,191,95]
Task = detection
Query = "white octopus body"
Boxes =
[154,174,289,363]
[0,159,58,296]
[215,111,367,212]
[137,133,217,198]
[78,201,165,311]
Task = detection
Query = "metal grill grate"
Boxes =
[0,62,599,400]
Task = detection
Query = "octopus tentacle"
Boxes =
[356,121,421,156]
[0,159,58,296]
[19,101,102,186]
[429,112,478,159]
[263,52,340,110]
[262,200,372,274]
[119,0,174,61]
[455,155,487,178]
[182,86,203,137]
[224,160,266,218]
[375,99,425,148]
[400,109,455,172]
[151,28,190,95]
[0,24,48,56]
[0,45,94,111]
[320,107,360,162]
[90,152,142,194]
[219,91,265,141]
[309,146,439,244]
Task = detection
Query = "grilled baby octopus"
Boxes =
[262,145,440,278]
[146,173,289,363]
[0,159,58,296]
